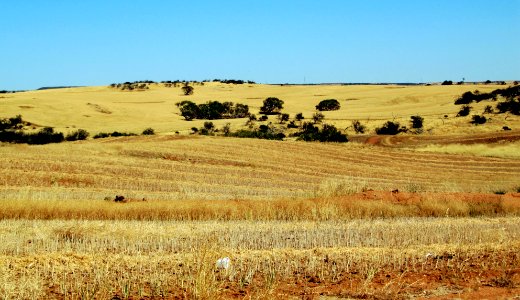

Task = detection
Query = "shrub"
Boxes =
[259,115,268,121]
[352,120,366,134]
[471,115,487,125]
[287,121,299,128]
[259,97,284,115]
[296,122,348,143]
[229,126,285,140]
[93,132,110,139]
[65,129,90,141]
[496,99,520,115]
[312,112,325,124]
[410,115,424,129]
[181,84,194,95]
[441,80,453,85]
[93,131,137,139]
[316,99,340,111]
[375,121,407,135]
[295,113,304,122]
[142,128,155,135]
[278,113,289,124]
[483,105,494,114]
[26,127,64,145]
[457,105,472,117]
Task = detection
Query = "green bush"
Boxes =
[65,129,90,141]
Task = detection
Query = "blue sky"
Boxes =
[1,0,519,90]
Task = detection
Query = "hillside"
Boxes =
[1,82,518,136]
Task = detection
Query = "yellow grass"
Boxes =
[1,83,517,135]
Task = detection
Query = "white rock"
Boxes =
[216,257,231,270]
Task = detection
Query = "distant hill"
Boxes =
[37,86,82,90]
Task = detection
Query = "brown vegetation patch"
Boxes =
[86,102,112,114]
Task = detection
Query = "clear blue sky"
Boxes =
[1,0,519,90]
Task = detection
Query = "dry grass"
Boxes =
[1,217,519,299]
[1,192,520,221]
[412,141,520,159]
[1,83,520,298]
[1,135,519,203]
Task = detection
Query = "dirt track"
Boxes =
[352,130,520,148]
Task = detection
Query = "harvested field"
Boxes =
[1,218,520,299]
[0,135,519,202]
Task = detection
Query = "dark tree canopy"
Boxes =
[176,100,250,120]
[316,99,340,111]
[375,121,407,135]
[259,97,284,115]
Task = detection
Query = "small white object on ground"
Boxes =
[216,257,231,270]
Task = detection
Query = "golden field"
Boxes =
[1,83,520,298]
[1,82,518,135]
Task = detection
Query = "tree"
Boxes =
[259,97,284,115]
[441,80,453,85]
[176,101,199,120]
[181,83,194,95]
[295,113,304,122]
[316,99,340,111]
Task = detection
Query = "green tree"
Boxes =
[176,101,199,120]
[260,97,284,115]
